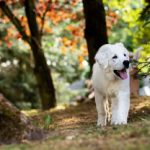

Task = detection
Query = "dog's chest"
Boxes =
[104,81,121,98]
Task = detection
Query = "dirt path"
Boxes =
[30,95,150,130]
[1,95,150,150]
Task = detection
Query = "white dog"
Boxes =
[92,43,143,126]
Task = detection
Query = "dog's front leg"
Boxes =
[115,92,130,125]
[95,90,107,126]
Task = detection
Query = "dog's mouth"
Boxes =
[114,68,128,79]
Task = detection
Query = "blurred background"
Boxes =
[0,0,149,110]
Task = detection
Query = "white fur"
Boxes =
[92,43,142,126]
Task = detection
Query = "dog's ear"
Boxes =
[115,42,124,47]
[95,52,108,70]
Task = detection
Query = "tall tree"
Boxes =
[82,0,108,72]
[0,0,56,110]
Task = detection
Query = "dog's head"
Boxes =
[95,43,129,80]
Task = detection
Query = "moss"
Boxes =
[0,94,45,145]
[0,105,24,144]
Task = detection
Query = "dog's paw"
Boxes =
[97,123,106,127]
[111,120,127,125]
[97,118,107,126]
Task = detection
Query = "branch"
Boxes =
[25,0,41,46]
[0,1,31,44]
[40,0,69,36]
[132,62,150,79]
[31,36,43,49]
[40,1,51,36]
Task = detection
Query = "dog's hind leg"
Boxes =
[111,98,119,125]
[106,99,110,123]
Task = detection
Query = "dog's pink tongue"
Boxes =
[119,70,128,79]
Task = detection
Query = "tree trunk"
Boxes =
[31,43,56,110]
[0,94,46,145]
[25,0,56,110]
[82,0,108,73]
[0,0,56,110]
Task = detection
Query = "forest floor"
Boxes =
[1,95,150,150]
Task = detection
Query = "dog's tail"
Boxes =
[133,47,144,60]
[129,47,144,71]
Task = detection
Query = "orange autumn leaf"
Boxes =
[71,2,77,6]
[71,38,78,44]
[78,54,85,68]
[37,17,42,24]
[105,8,120,32]
[4,16,10,22]
[6,39,13,49]
[72,43,77,48]
[26,28,31,35]
[117,14,121,19]
[69,47,76,52]
[62,37,71,46]
[45,26,53,33]
[7,28,14,36]
[4,36,8,41]
[7,44,11,49]
[53,21,59,26]
[80,43,88,56]
[44,22,53,33]
[0,40,2,46]
[15,32,22,39]
[66,25,72,31]
[78,54,84,61]
[113,19,117,25]
[28,45,31,50]
[19,0,25,6]
[61,46,67,54]
[107,30,111,36]
[70,14,77,20]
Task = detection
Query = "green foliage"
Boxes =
[140,4,150,27]
[133,44,150,78]
[104,0,147,51]
[0,36,41,109]
[139,79,144,88]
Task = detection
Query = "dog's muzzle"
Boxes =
[114,60,129,80]
[114,68,127,79]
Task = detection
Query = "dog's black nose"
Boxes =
[123,60,129,68]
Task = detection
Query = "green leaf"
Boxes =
[45,114,51,130]
[140,39,148,44]
[84,129,93,133]
[142,20,150,27]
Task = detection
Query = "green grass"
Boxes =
[1,122,150,150]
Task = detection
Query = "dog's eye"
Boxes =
[124,54,126,57]
[112,55,117,59]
